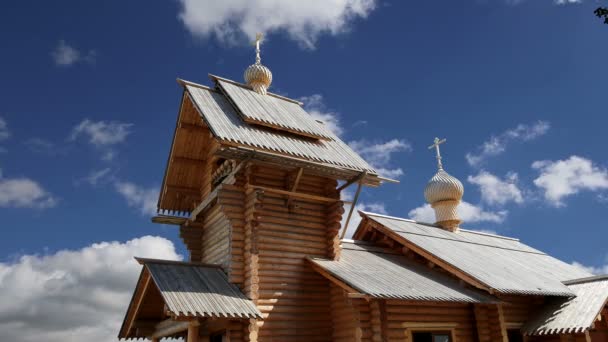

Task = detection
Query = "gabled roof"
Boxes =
[119,258,261,339]
[523,275,608,335]
[182,78,377,176]
[216,77,333,140]
[357,212,592,296]
[309,240,497,303]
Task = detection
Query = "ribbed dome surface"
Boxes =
[424,169,464,204]
[244,63,272,95]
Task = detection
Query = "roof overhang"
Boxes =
[118,258,261,340]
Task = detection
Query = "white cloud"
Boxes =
[532,156,608,207]
[178,0,377,49]
[571,262,607,275]
[0,117,9,141]
[82,168,113,186]
[466,121,550,167]
[468,171,523,206]
[408,201,507,224]
[0,236,181,342]
[70,119,132,147]
[70,119,133,161]
[341,202,387,239]
[0,177,56,209]
[350,139,411,178]
[300,94,343,136]
[51,40,96,66]
[114,181,158,216]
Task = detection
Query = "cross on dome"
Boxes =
[428,137,446,171]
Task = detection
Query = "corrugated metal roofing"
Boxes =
[362,212,592,296]
[217,79,333,140]
[143,259,262,319]
[309,241,496,303]
[523,275,608,335]
[184,82,376,174]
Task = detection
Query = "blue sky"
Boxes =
[0,1,607,340]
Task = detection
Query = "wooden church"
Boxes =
[118,36,608,342]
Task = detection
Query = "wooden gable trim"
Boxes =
[120,269,152,338]
[362,218,493,294]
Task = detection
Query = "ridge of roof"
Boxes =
[134,257,223,268]
[564,274,608,285]
[208,74,304,105]
[360,210,520,242]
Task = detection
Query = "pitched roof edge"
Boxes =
[564,274,608,285]
[208,74,304,105]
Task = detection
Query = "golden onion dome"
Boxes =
[424,169,464,204]
[244,63,272,95]
[244,33,272,95]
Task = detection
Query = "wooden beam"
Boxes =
[151,215,188,225]
[337,172,367,192]
[187,321,200,342]
[247,184,347,204]
[340,172,367,239]
[179,122,207,132]
[166,184,200,195]
[172,156,207,167]
[151,319,197,339]
[286,168,303,208]
[125,272,151,337]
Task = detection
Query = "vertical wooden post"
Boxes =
[151,338,159,342]
[187,321,200,342]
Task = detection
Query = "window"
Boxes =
[507,329,524,342]
[210,331,226,342]
[412,331,452,342]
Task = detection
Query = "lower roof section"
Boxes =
[119,258,261,339]
[523,275,608,336]
[359,212,591,296]
[309,240,497,303]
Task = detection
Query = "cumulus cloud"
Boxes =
[178,0,377,49]
[51,40,96,66]
[81,168,113,186]
[532,155,608,207]
[468,171,523,206]
[300,94,343,136]
[70,119,132,147]
[408,201,507,224]
[0,117,9,141]
[0,236,181,342]
[466,121,550,167]
[70,119,133,161]
[571,259,608,275]
[341,202,387,239]
[350,139,411,178]
[114,181,158,216]
[0,177,56,209]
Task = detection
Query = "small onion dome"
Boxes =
[244,63,272,95]
[424,169,464,204]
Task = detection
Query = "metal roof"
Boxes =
[141,258,262,319]
[309,241,497,303]
[362,212,592,296]
[216,78,333,140]
[183,81,376,174]
[523,275,608,335]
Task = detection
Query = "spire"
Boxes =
[244,33,273,95]
[423,137,464,232]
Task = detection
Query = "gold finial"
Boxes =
[244,32,272,95]
[428,137,447,170]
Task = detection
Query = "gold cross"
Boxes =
[254,33,263,65]
[428,137,447,170]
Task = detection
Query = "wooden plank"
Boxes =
[286,168,304,208]
[151,319,193,339]
[246,184,345,203]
